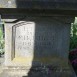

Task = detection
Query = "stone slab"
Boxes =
[0,0,77,10]
[4,17,71,67]
[4,16,75,77]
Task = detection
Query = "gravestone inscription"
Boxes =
[12,21,56,61]
[8,18,70,67]
[13,22,35,58]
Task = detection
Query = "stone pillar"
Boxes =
[1,16,75,77]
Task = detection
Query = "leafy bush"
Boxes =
[70,23,77,50]
[0,26,4,54]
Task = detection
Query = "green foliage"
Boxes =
[0,26,4,54]
[70,23,77,50]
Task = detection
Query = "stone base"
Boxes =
[0,66,76,77]
[0,69,28,77]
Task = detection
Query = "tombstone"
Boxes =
[0,0,77,77]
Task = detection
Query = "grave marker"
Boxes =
[0,0,77,77]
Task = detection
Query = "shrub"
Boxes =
[0,26,4,55]
[70,23,77,50]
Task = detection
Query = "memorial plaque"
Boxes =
[5,17,73,68]
[12,21,55,62]
[12,21,56,63]
[12,22,35,58]
[9,18,70,66]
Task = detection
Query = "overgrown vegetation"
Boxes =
[70,22,77,50]
[0,26,4,55]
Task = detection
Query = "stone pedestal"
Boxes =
[2,16,75,77]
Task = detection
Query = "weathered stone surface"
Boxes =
[13,22,35,58]
[5,17,71,66]
[0,0,77,10]
[4,16,75,77]
[0,0,77,16]
[0,0,76,76]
